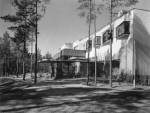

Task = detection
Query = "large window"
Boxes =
[102,29,112,45]
[116,21,130,39]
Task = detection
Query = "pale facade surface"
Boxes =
[57,9,150,78]
[133,10,150,76]
[60,43,73,50]
[73,38,88,50]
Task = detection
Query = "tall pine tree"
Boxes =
[1,0,50,81]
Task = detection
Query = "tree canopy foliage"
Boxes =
[1,0,50,46]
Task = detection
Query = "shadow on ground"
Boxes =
[0,78,150,113]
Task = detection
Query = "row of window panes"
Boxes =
[85,21,130,50]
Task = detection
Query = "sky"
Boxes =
[0,0,150,56]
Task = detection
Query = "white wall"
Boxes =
[133,9,150,76]
[88,10,133,63]
[60,43,73,50]
[73,38,88,50]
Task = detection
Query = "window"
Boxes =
[116,21,130,39]
[102,29,112,45]
[93,36,101,48]
[86,40,92,51]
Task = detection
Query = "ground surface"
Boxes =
[0,77,150,113]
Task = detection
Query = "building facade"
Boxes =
[53,9,150,84]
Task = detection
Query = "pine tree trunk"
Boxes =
[34,0,38,84]
[4,55,7,77]
[23,60,25,80]
[23,37,26,80]
[87,0,92,85]
[30,34,33,77]
[16,55,19,78]
[7,56,9,77]
[23,42,26,81]
[23,0,27,81]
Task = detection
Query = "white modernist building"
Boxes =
[54,9,150,84]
